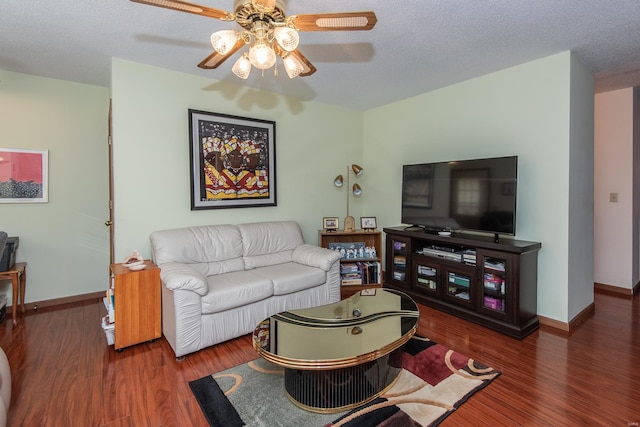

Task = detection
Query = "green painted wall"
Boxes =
[1,51,594,324]
[0,70,110,303]
[110,59,363,260]
[362,52,594,322]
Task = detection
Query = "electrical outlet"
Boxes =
[610,193,618,203]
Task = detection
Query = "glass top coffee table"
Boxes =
[252,288,419,413]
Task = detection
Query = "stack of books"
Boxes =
[340,261,382,285]
[463,249,476,265]
[101,284,116,346]
[484,259,505,271]
[393,255,406,266]
[104,287,115,323]
[341,263,362,285]
[358,261,381,285]
[484,273,505,293]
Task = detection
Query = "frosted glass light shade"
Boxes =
[274,27,299,52]
[210,30,239,55]
[283,54,304,78]
[232,54,252,79]
[249,42,277,70]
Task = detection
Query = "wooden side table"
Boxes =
[0,262,27,325]
[109,261,161,350]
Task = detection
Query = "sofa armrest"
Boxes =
[292,244,341,271]
[159,262,208,296]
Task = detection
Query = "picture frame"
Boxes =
[360,216,377,230]
[323,217,339,231]
[0,148,48,203]
[361,288,377,296]
[189,109,276,210]
[328,241,377,260]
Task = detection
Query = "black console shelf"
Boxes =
[383,226,541,339]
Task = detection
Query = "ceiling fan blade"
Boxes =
[290,11,377,32]
[289,49,317,77]
[197,39,245,69]
[130,0,233,20]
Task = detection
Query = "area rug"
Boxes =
[189,336,500,427]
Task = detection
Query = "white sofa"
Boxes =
[150,221,341,358]
[0,346,10,427]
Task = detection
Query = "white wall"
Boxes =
[594,88,636,289]
[363,52,594,323]
[0,70,110,305]
[110,59,363,261]
[567,54,595,319]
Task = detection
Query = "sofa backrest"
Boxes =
[238,221,304,269]
[149,221,306,274]
[150,224,245,276]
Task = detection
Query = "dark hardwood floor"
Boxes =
[0,290,638,426]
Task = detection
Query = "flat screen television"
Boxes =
[401,156,518,236]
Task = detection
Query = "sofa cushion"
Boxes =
[251,262,326,295]
[150,224,245,275]
[238,221,304,269]
[201,270,274,314]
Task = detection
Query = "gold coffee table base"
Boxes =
[284,348,404,413]
[253,289,419,413]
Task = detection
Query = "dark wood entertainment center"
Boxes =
[383,226,541,339]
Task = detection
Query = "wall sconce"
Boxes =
[333,164,363,232]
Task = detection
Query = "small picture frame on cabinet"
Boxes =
[323,217,339,232]
[360,217,377,231]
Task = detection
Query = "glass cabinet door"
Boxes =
[413,255,440,295]
[442,264,476,307]
[385,235,411,289]
[477,250,513,321]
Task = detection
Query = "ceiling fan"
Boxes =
[130,0,377,79]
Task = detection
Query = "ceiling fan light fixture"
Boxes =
[249,41,277,70]
[210,30,239,54]
[283,54,304,78]
[232,53,252,79]
[130,0,377,80]
[274,26,299,52]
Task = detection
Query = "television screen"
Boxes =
[401,156,517,235]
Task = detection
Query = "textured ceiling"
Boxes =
[1,1,640,110]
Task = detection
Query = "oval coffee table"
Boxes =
[252,288,419,413]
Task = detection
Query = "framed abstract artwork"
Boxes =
[189,109,276,210]
[0,148,48,203]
